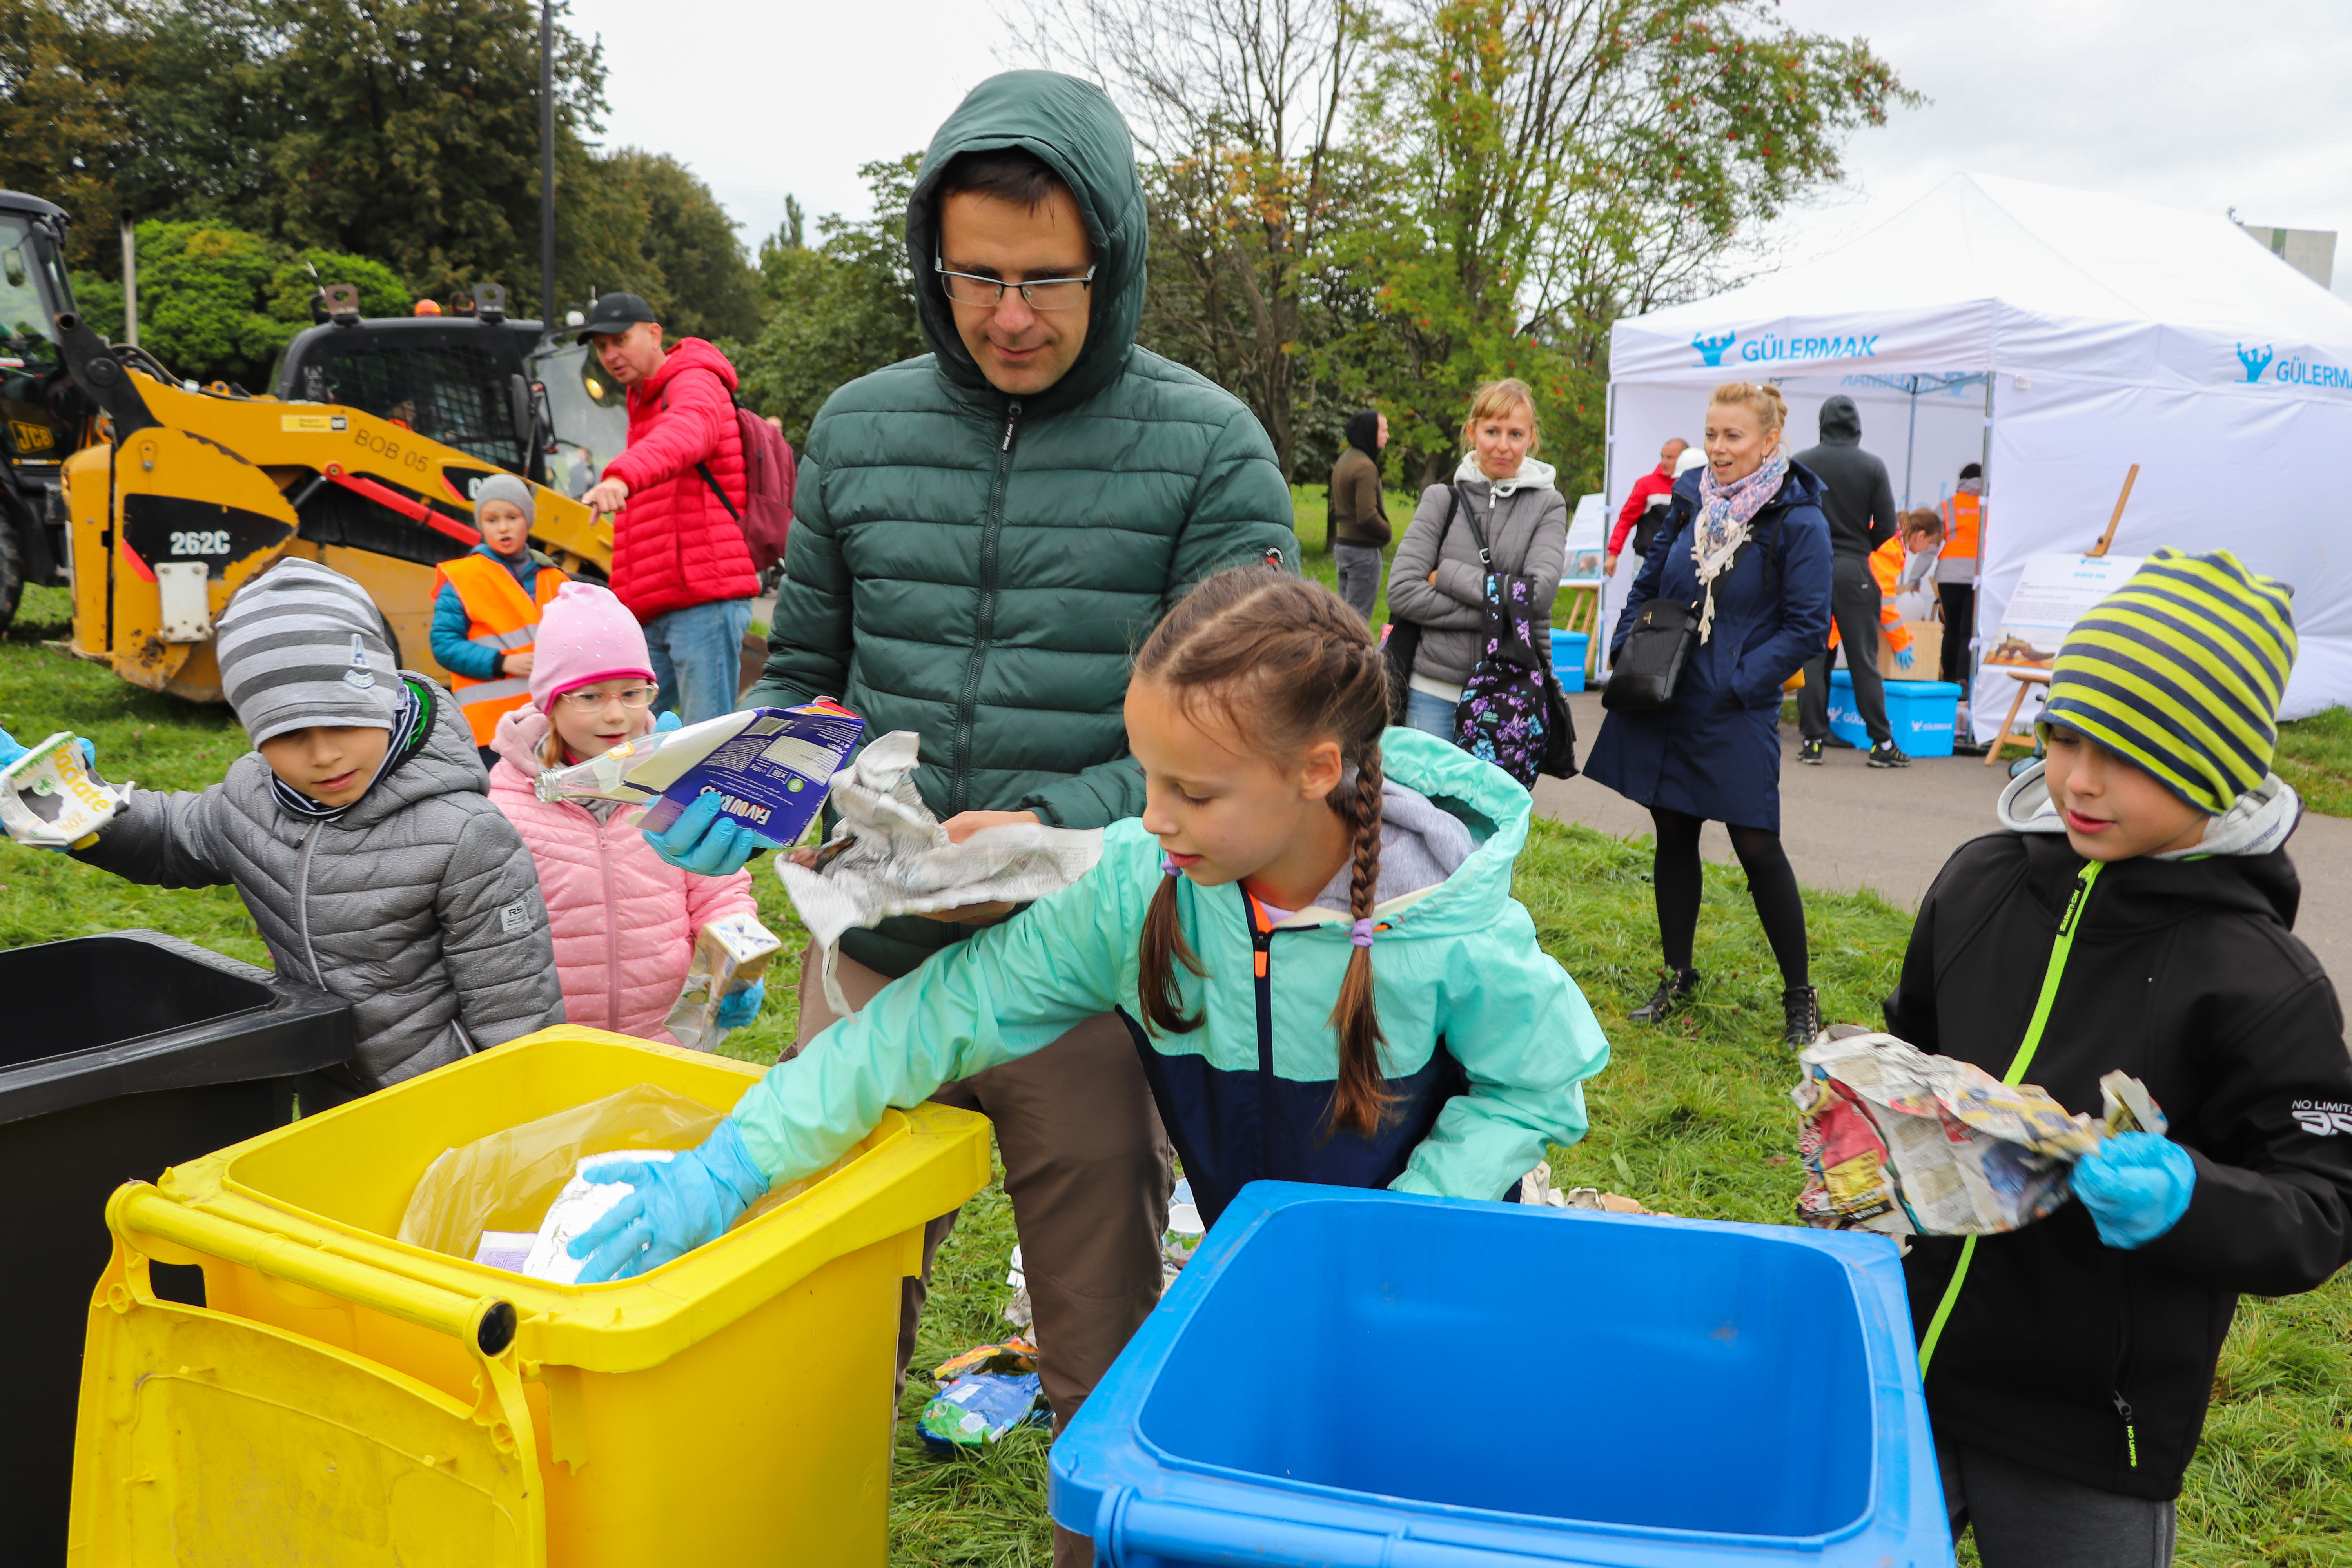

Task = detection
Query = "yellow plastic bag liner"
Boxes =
[396,1083,723,1260]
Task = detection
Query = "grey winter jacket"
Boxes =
[76,676,563,1090]
[1385,478,1569,687]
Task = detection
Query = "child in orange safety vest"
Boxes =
[430,474,566,764]
[1830,510,1945,675]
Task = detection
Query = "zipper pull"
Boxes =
[1001,400,1022,452]
[2112,1391,2139,1468]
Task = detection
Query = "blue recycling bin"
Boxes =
[1051,1183,1949,1568]
[1550,630,1589,693]
[1828,670,1962,758]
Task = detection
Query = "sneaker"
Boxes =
[1867,741,1911,768]
[1782,984,1822,1051]
[1798,739,1824,765]
[1630,968,1702,1025]
[1823,732,1858,750]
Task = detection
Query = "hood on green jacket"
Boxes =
[906,69,1145,419]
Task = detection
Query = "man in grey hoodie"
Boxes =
[1794,395,1907,767]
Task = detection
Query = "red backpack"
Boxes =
[695,402,796,575]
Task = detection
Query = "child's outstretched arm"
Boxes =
[2127,978,2352,1296]
[730,859,1140,1186]
[434,809,565,1047]
[65,762,234,890]
[1390,905,1612,1201]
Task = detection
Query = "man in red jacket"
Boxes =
[1604,436,1689,575]
[577,292,761,724]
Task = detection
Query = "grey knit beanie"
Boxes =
[215,559,401,744]
[473,472,537,527]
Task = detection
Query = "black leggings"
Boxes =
[1649,806,1809,989]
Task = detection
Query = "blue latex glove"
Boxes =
[654,710,682,734]
[567,1118,772,1283]
[644,786,766,877]
[0,726,22,771]
[714,976,765,1029]
[1895,645,1916,670]
[2072,1132,2196,1249]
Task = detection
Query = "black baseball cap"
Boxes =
[577,291,658,343]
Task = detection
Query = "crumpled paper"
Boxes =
[777,731,1103,1016]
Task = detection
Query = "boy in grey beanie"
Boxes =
[47,558,564,1097]
[431,472,568,765]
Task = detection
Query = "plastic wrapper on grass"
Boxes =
[918,1372,1050,1454]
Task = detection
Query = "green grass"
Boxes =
[2275,707,2352,819]
[5,578,2349,1564]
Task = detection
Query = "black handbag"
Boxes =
[1381,487,1465,725]
[1599,594,1702,713]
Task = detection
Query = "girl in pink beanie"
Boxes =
[487,582,764,1045]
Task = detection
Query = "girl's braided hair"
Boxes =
[1132,569,1397,1137]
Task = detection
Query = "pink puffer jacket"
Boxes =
[488,707,759,1044]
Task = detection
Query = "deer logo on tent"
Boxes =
[1692,331,1737,368]
[2237,343,2275,383]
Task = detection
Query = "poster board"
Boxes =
[1561,492,1606,584]
[1982,552,2143,673]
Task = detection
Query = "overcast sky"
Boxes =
[565,0,2352,297]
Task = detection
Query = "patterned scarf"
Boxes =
[1690,447,1789,642]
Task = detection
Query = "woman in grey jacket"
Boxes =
[1385,379,1570,747]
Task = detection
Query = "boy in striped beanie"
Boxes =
[1881,548,2352,1565]
[34,559,565,1096]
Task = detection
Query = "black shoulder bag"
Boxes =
[1381,486,1465,726]
[1600,503,1785,715]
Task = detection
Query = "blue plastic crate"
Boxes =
[1052,1183,1948,1567]
[1550,630,1589,693]
[1828,671,1962,758]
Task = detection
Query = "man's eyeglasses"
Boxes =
[935,258,1096,312]
[556,684,658,713]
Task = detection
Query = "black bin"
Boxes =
[0,929,354,1562]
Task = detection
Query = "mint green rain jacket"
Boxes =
[731,728,1610,1223]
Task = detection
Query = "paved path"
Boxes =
[1537,693,2352,991]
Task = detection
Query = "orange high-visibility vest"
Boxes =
[1941,492,1982,563]
[436,552,566,743]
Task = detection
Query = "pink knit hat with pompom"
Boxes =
[528,582,655,712]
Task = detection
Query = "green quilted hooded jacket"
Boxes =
[750,69,1297,977]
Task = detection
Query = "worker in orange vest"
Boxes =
[430,474,566,764]
[1805,512,1946,762]
[1938,461,1984,689]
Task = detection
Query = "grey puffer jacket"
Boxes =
[1385,470,1570,688]
[76,677,563,1091]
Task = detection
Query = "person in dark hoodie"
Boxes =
[1794,395,1906,766]
[655,72,1294,1567]
[1329,407,1389,620]
[1886,549,2352,1567]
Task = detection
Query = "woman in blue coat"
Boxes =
[1584,381,1832,1047]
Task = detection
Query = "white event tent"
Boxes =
[1604,173,2352,738]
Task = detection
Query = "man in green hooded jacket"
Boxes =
[735,70,1293,1551]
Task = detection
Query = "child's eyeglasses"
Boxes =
[556,684,658,713]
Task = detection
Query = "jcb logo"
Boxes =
[2291,1106,2352,1136]
[9,419,52,452]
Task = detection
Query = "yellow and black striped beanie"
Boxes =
[2040,548,2295,814]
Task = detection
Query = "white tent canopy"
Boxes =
[1605,172,2352,735]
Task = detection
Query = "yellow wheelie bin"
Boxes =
[66,1028,993,1567]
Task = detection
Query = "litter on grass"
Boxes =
[1793,1029,2166,1238]
[778,731,1103,1016]
[535,700,863,848]
[0,732,128,849]
[918,1372,1049,1452]
[1517,1160,1654,1213]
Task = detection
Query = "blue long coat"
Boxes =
[1583,462,1833,832]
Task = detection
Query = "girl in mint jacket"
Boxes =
[570,572,1611,1281]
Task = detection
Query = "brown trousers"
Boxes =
[795,941,1174,1568]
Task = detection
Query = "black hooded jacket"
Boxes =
[1793,396,1898,557]
[1886,828,2352,1499]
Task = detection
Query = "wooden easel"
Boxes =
[1982,465,2138,768]
[1557,582,1602,675]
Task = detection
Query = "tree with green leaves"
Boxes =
[596,148,760,341]
[730,156,925,446]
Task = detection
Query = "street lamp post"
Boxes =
[539,0,555,324]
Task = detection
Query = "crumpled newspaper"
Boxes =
[1792,1029,2165,1239]
[777,731,1104,1017]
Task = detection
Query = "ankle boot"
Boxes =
[1630,967,1702,1024]
[1782,984,1822,1051]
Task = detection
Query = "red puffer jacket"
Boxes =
[603,338,761,621]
